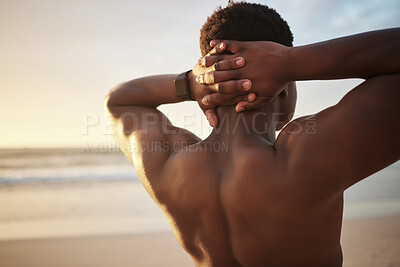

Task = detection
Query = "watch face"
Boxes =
[175,72,191,100]
[176,79,188,95]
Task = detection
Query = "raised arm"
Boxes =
[105,74,198,176]
[196,28,400,196]
[105,71,254,183]
[197,28,400,108]
[289,28,400,81]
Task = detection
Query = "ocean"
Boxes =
[0,148,138,184]
[0,148,399,218]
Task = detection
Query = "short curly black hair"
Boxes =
[200,1,293,56]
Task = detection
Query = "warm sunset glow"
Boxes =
[0,0,399,148]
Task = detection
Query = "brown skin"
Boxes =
[105,29,400,266]
[198,29,400,126]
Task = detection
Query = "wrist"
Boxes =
[175,70,192,101]
[187,70,200,101]
[283,46,298,82]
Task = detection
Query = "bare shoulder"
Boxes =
[273,74,400,200]
[275,114,318,150]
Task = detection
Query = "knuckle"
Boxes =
[213,62,220,71]
[198,74,205,84]
[234,80,239,92]
[216,83,223,93]
[230,59,237,69]
[205,56,213,66]
[210,72,216,83]
[204,73,211,83]
[234,69,242,79]
[201,57,206,67]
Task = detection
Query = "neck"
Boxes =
[209,105,276,144]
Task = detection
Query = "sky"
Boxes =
[0,0,399,148]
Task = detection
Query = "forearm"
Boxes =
[289,28,400,81]
[106,74,184,108]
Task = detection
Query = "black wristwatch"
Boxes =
[174,70,192,100]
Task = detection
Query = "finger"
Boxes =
[206,42,227,57]
[198,54,229,68]
[209,40,219,47]
[210,57,245,71]
[219,92,256,106]
[210,40,245,53]
[204,109,218,127]
[201,93,226,106]
[235,96,272,112]
[202,92,255,107]
[196,69,243,85]
[210,79,251,94]
[229,92,256,105]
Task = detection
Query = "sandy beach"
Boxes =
[0,233,192,267]
[341,216,400,267]
[0,216,398,267]
[0,181,399,267]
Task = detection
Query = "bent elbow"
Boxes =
[104,83,123,109]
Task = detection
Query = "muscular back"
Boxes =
[107,74,399,266]
[106,29,400,267]
[154,133,344,267]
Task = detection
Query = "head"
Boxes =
[200,1,297,130]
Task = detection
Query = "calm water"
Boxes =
[0,148,399,207]
[0,148,137,184]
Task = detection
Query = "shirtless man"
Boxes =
[105,2,400,266]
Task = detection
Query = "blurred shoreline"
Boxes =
[0,148,137,185]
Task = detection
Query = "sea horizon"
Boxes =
[1,147,399,219]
